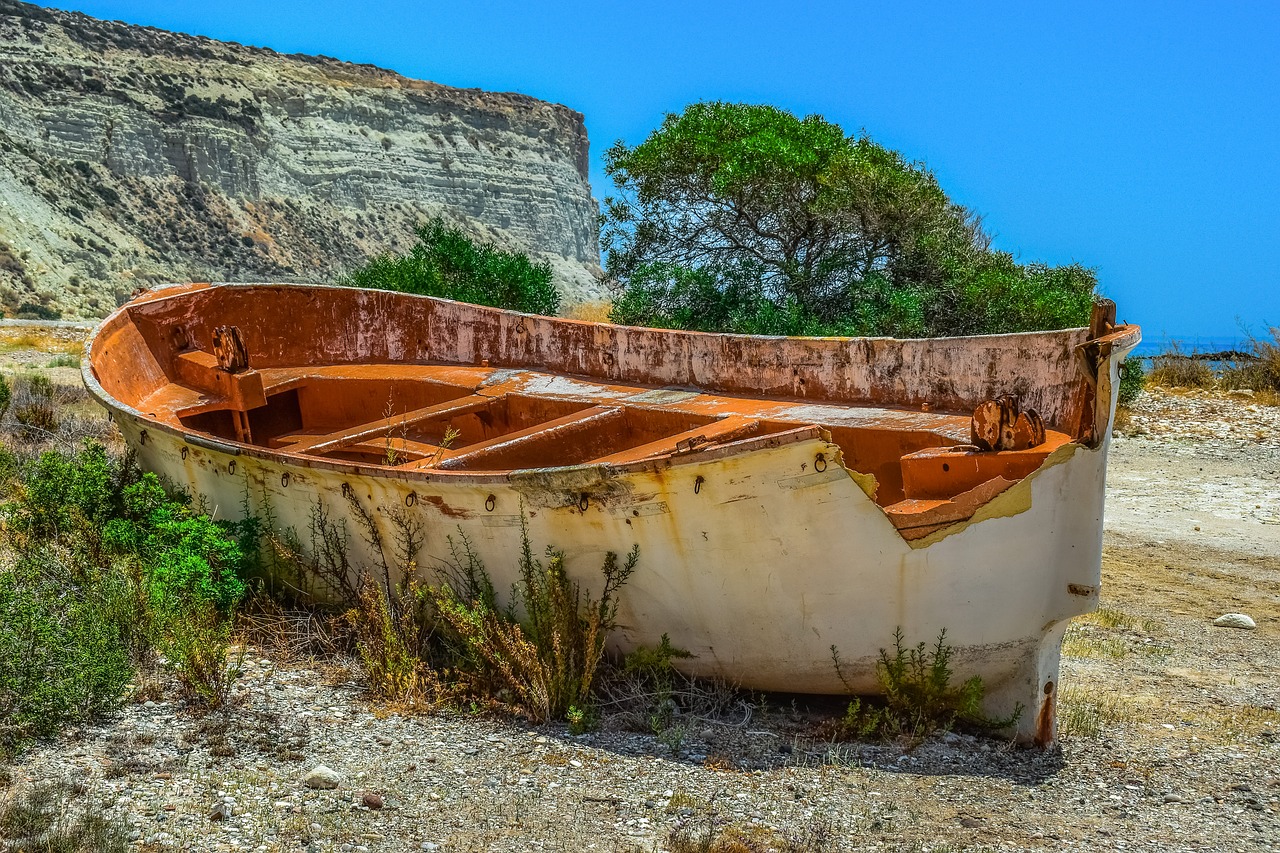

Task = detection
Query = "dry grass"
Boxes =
[1057,686,1135,738]
[564,299,614,323]
[1221,326,1280,394]
[1207,704,1280,742]
[1146,344,1216,389]
[0,328,86,356]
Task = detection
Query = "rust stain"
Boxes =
[421,494,472,519]
[1035,679,1056,748]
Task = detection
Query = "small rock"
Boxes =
[1162,793,1184,803]
[362,792,384,809]
[421,844,440,852]
[304,765,342,789]
[1212,613,1257,630]
[208,801,230,821]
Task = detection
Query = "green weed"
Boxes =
[829,628,1021,743]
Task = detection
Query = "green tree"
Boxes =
[343,218,560,316]
[603,102,1097,337]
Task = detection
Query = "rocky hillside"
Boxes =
[0,0,603,319]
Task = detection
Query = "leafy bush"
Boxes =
[342,217,560,316]
[1,442,250,717]
[2,442,130,553]
[829,628,1020,743]
[604,102,1097,338]
[0,554,133,758]
[103,473,247,614]
[1118,358,1145,407]
[433,525,637,724]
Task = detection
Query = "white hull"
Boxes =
[86,283,1139,744]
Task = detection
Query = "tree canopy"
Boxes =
[343,218,559,316]
[602,102,1096,337]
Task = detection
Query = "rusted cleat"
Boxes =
[212,325,250,374]
[971,394,1045,451]
[1011,409,1046,450]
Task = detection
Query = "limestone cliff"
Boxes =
[0,0,603,319]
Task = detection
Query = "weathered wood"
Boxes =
[1090,299,1117,340]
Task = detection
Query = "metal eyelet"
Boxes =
[578,493,589,512]
[485,495,496,512]
[139,430,148,445]
[281,472,290,488]
[341,483,353,499]
[815,453,827,473]
[227,460,236,475]
[405,491,417,507]
[694,475,705,494]
[180,446,188,460]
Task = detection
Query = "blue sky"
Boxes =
[47,1,1279,338]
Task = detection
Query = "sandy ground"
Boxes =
[0,359,1277,851]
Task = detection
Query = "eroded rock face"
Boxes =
[0,0,602,318]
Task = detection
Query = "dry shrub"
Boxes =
[1221,326,1280,393]
[596,634,751,755]
[1146,343,1215,389]
[235,596,342,666]
[344,574,440,710]
[0,782,129,853]
[434,527,637,724]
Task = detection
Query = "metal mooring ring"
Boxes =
[180,446,188,460]
[405,491,417,507]
[341,483,353,499]
[485,494,496,512]
[281,472,290,488]
[228,460,236,475]
[139,430,148,445]
[578,493,590,512]
[815,454,827,473]
[694,475,705,494]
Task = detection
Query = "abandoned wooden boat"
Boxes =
[85,282,1139,743]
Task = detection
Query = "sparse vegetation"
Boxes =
[0,782,130,852]
[342,217,560,316]
[1057,685,1134,739]
[666,816,835,853]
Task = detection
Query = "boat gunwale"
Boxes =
[83,282,1139,487]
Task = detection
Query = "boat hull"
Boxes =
[84,284,1139,744]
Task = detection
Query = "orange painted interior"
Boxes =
[90,284,1120,536]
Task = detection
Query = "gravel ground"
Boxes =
[2,387,1277,853]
